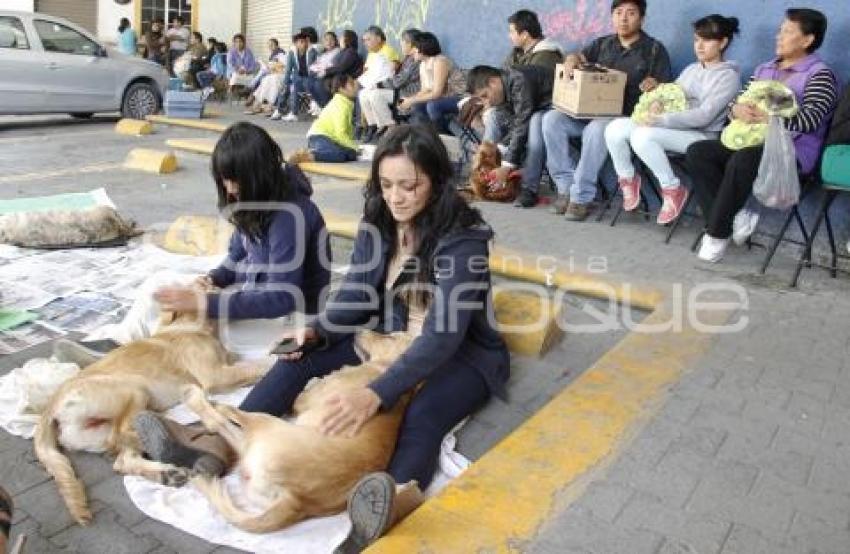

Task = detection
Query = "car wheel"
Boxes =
[70,112,94,119]
[122,82,160,119]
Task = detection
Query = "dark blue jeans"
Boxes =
[308,76,332,107]
[308,135,358,163]
[239,335,491,489]
[411,95,461,133]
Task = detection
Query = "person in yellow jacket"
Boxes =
[307,74,361,162]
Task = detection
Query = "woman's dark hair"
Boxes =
[207,36,217,45]
[192,31,203,42]
[324,31,339,48]
[364,125,485,284]
[412,32,441,57]
[331,73,357,95]
[269,37,280,49]
[508,10,543,39]
[300,26,319,44]
[611,0,647,17]
[215,42,227,54]
[118,18,131,33]
[173,15,184,25]
[365,25,387,42]
[400,28,420,45]
[342,29,358,49]
[693,14,739,52]
[211,122,297,239]
[233,33,245,44]
[786,8,828,53]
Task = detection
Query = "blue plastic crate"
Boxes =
[164,90,204,119]
[168,78,183,91]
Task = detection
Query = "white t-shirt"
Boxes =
[167,26,189,51]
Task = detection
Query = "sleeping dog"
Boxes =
[34,312,271,525]
[164,332,416,533]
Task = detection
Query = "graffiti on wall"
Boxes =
[540,0,610,47]
[318,0,358,33]
[375,0,431,43]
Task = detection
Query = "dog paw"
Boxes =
[160,467,191,488]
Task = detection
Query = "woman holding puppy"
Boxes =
[136,125,510,551]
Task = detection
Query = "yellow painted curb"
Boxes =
[124,148,178,174]
[493,287,563,357]
[115,118,153,136]
[298,162,370,182]
[166,138,216,156]
[146,114,229,132]
[369,304,732,553]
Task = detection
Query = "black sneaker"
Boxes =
[513,189,538,208]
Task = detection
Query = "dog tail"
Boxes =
[34,409,92,525]
[192,476,306,533]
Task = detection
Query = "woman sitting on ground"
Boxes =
[304,74,362,163]
[604,14,741,225]
[359,28,422,143]
[132,125,509,554]
[686,8,838,262]
[56,122,331,365]
[398,32,466,133]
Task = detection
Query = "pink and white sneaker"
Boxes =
[657,185,689,225]
[618,174,641,211]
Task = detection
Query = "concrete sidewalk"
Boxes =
[1,107,849,553]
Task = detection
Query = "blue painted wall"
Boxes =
[294,0,850,81]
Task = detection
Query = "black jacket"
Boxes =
[313,223,510,409]
[500,65,554,166]
[324,46,363,79]
[826,85,850,146]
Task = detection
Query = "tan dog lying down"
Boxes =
[34,313,271,526]
[167,332,416,534]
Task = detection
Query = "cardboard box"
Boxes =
[552,64,626,118]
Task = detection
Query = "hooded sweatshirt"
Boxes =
[206,165,330,320]
[657,60,741,134]
[314,223,510,409]
[503,37,564,73]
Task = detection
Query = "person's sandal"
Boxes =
[333,472,396,554]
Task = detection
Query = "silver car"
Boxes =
[0,10,169,119]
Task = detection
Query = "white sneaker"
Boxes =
[200,87,213,101]
[732,208,760,246]
[269,109,283,120]
[697,235,729,263]
[309,100,320,115]
[282,113,298,122]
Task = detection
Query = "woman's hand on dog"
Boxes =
[153,286,204,313]
[319,387,382,437]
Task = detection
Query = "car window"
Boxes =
[0,16,29,49]
[33,19,99,56]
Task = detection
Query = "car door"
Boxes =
[0,15,46,113]
[30,18,119,112]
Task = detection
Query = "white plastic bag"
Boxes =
[752,115,800,209]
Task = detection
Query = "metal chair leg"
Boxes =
[790,191,833,287]
[824,207,838,278]
[760,210,795,274]
[596,190,617,222]
[691,229,705,253]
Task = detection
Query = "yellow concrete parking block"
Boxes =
[298,162,370,182]
[115,118,153,136]
[146,114,229,132]
[124,148,178,174]
[166,138,217,156]
[493,287,563,357]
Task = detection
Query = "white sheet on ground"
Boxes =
[124,386,470,554]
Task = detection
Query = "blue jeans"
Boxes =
[308,76,331,107]
[278,75,310,114]
[239,335,490,489]
[412,95,461,133]
[308,135,358,163]
[196,70,218,89]
[520,109,549,192]
[543,112,615,204]
[483,106,512,143]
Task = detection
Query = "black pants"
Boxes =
[239,335,491,488]
[686,140,764,239]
